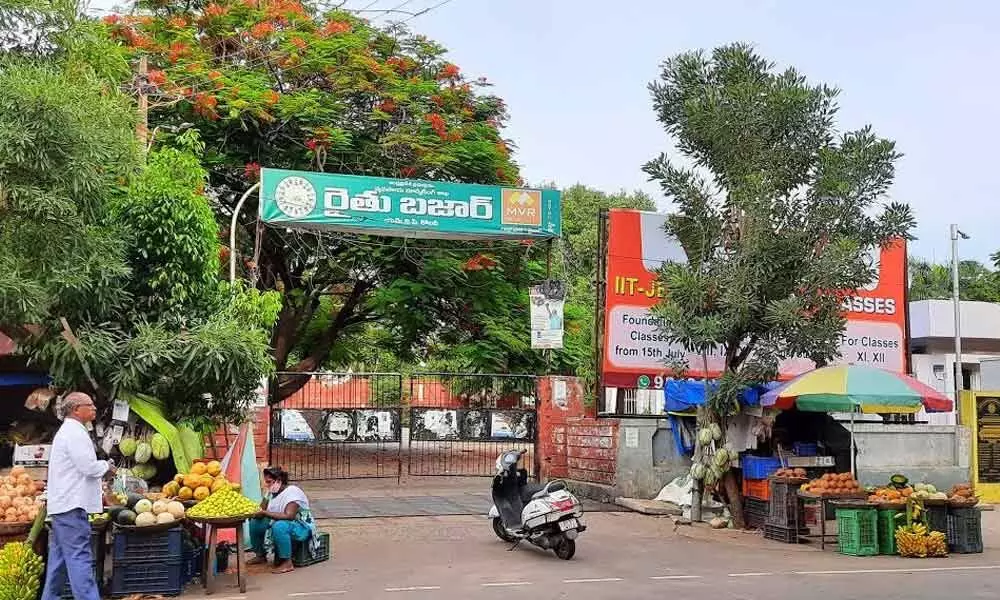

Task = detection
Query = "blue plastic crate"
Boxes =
[181,546,203,584]
[793,442,818,456]
[741,455,783,480]
[110,558,185,598]
[112,526,183,562]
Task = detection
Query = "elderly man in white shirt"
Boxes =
[41,392,115,600]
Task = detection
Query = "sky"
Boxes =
[88,0,1000,263]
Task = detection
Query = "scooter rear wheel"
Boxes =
[554,537,576,560]
[492,517,516,542]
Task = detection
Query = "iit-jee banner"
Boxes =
[259,168,561,240]
[601,209,908,389]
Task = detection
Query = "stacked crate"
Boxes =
[110,526,186,598]
[764,477,807,544]
[740,456,782,501]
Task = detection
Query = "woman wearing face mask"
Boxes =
[247,466,320,573]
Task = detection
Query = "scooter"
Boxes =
[488,449,585,560]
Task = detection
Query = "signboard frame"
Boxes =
[597,208,910,413]
[259,168,561,241]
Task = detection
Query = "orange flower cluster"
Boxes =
[438,63,460,80]
[265,0,309,24]
[321,20,351,36]
[424,113,447,139]
[250,21,275,39]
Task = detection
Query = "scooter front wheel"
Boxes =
[492,517,516,542]
[554,537,576,560]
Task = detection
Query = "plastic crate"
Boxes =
[741,455,783,480]
[925,504,948,535]
[947,507,983,554]
[743,498,768,529]
[742,478,770,501]
[110,559,184,598]
[793,442,818,456]
[876,508,902,555]
[836,507,878,556]
[292,532,331,567]
[181,546,203,584]
[763,523,807,544]
[112,526,183,562]
[766,479,804,527]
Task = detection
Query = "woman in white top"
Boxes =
[248,466,320,573]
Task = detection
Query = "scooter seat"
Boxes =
[525,480,567,502]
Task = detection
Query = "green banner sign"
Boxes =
[259,169,561,240]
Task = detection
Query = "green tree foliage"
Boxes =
[107,0,527,395]
[909,258,1000,302]
[0,6,277,422]
[645,44,914,524]
[555,185,655,391]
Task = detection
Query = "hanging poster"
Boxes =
[354,409,400,442]
[530,282,564,349]
[410,409,460,441]
[460,410,490,440]
[324,411,353,442]
[489,411,535,441]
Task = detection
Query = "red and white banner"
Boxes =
[601,209,907,389]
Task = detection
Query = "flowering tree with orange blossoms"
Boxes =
[105,1,565,396]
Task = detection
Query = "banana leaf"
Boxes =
[177,423,204,462]
[125,393,191,473]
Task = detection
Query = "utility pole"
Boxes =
[951,224,969,420]
[136,56,149,149]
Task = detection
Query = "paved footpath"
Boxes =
[184,510,1000,599]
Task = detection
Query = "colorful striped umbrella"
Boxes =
[761,364,953,414]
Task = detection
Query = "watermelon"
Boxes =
[116,509,137,526]
[125,492,144,509]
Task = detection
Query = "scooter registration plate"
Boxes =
[558,518,578,531]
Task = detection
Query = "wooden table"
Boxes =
[797,492,867,550]
[194,518,248,595]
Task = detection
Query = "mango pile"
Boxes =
[187,488,259,520]
[162,461,229,502]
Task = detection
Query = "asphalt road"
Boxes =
[186,512,1000,599]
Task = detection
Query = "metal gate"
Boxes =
[407,373,538,477]
[269,372,403,480]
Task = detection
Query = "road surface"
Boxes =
[185,511,1000,599]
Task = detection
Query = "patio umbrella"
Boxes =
[761,364,953,414]
[760,364,954,475]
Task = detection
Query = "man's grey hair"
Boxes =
[56,392,92,420]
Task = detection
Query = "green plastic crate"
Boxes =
[292,532,331,567]
[876,509,903,555]
[836,507,878,556]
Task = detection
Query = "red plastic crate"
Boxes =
[742,478,770,501]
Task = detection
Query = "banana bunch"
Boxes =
[896,524,929,558]
[926,531,948,557]
[0,541,44,600]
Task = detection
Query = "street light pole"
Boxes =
[230,182,262,283]
[951,224,969,420]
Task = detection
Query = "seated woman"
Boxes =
[248,466,320,573]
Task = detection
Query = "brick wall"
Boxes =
[537,377,618,486]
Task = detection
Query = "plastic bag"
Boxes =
[111,471,148,496]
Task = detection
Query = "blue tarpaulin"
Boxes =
[664,379,782,413]
[0,373,50,387]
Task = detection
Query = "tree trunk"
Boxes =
[723,469,745,529]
